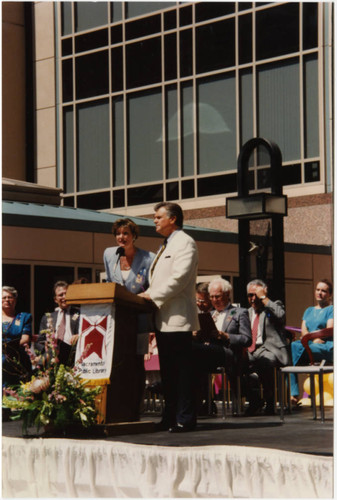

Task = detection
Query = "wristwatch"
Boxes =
[260,295,266,300]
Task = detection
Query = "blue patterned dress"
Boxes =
[2,312,32,387]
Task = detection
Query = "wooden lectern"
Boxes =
[66,282,155,425]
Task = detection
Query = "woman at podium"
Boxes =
[103,218,155,412]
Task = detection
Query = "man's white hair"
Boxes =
[208,278,232,294]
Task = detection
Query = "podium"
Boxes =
[66,282,156,425]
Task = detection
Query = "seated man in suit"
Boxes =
[193,278,252,396]
[245,279,290,415]
[35,281,80,366]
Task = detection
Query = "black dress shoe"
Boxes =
[244,399,264,416]
[168,423,196,433]
[263,404,275,416]
[155,420,174,431]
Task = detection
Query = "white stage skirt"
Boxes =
[2,437,332,498]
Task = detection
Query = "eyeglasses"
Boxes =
[247,293,256,298]
[209,294,223,300]
[196,299,206,303]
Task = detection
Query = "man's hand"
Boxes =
[138,292,152,301]
[217,330,230,341]
[255,285,268,300]
[70,334,79,345]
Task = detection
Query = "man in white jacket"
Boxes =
[139,202,199,432]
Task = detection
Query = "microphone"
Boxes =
[113,246,125,274]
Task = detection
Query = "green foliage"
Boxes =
[2,323,102,434]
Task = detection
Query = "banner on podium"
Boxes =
[75,303,115,382]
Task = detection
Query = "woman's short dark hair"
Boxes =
[318,279,333,295]
[154,202,184,228]
[112,218,139,239]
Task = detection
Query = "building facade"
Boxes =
[2,1,333,329]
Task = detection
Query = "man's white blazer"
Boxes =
[148,230,199,332]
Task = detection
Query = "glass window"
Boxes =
[63,107,74,193]
[166,181,179,200]
[75,2,108,32]
[126,14,161,40]
[181,83,194,177]
[180,6,192,27]
[62,59,73,102]
[256,3,299,60]
[303,3,318,50]
[112,97,125,186]
[282,163,301,186]
[128,90,163,184]
[165,85,179,179]
[75,51,109,100]
[61,2,72,36]
[182,179,194,198]
[305,161,320,183]
[63,196,74,207]
[180,29,193,77]
[111,2,123,23]
[257,59,300,162]
[197,173,237,197]
[198,74,237,174]
[126,38,161,89]
[164,9,176,30]
[113,189,125,208]
[111,47,123,92]
[165,33,177,81]
[238,3,252,11]
[77,100,110,191]
[240,69,253,147]
[75,29,108,53]
[239,14,252,64]
[128,184,163,206]
[62,38,72,57]
[303,54,319,158]
[196,19,235,74]
[110,25,123,44]
[195,2,235,23]
[77,191,111,210]
[126,2,173,19]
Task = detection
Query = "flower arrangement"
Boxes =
[2,319,102,434]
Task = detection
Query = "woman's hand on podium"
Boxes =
[138,292,152,301]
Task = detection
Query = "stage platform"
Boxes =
[2,406,334,498]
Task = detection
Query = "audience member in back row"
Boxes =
[245,279,290,416]
[196,282,213,313]
[193,278,252,391]
[35,281,80,367]
[2,286,32,387]
[290,279,333,405]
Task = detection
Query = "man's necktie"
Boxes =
[248,313,260,353]
[150,239,167,277]
[57,310,66,341]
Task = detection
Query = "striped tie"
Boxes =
[248,313,260,353]
[150,239,167,277]
[57,310,66,341]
